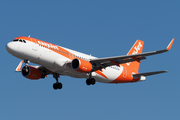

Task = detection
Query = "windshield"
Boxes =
[12,39,26,43]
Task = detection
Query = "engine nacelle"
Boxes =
[71,58,92,73]
[22,66,42,80]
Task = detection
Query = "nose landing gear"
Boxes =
[23,59,30,72]
[24,59,30,66]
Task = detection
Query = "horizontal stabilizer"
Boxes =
[133,70,168,77]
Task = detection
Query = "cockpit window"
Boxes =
[12,39,26,43]
[13,39,19,42]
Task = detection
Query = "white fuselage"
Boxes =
[6,40,124,83]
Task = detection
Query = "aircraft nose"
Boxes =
[6,41,24,59]
[6,42,13,53]
[6,42,17,54]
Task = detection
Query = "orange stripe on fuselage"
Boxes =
[14,36,77,60]
[95,70,108,79]
[110,75,140,83]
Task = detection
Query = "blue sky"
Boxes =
[1,0,180,119]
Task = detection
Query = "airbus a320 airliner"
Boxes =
[6,36,174,90]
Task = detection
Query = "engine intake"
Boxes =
[71,58,92,73]
[22,66,42,80]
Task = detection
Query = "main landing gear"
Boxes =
[53,73,62,90]
[86,78,96,85]
[86,72,96,86]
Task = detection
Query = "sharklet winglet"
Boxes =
[167,38,175,50]
[15,60,23,72]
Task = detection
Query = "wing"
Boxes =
[38,66,52,78]
[90,38,174,71]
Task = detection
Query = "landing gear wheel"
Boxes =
[86,78,96,85]
[53,83,58,90]
[91,78,96,85]
[53,83,63,90]
[86,79,91,85]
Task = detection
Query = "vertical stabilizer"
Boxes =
[123,40,144,73]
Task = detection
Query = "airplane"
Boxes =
[6,36,174,90]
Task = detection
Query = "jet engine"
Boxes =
[71,58,92,73]
[22,66,42,80]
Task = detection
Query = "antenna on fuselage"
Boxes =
[28,35,31,37]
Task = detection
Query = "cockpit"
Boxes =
[12,39,26,43]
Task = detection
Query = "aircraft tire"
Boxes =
[86,79,91,85]
[53,83,63,90]
[91,78,96,85]
[86,78,96,85]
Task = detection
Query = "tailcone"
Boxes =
[133,75,146,82]
[138,76,146,81]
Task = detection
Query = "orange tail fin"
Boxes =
[123,40,144,73]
